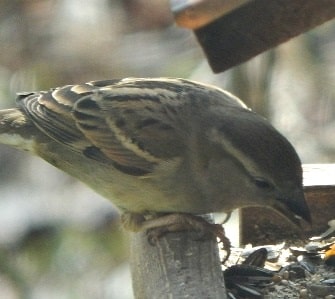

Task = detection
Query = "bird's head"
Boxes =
[199,106,311,226]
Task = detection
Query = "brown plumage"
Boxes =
[0,78,311,234]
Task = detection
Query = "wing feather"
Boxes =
[16,79,189,175]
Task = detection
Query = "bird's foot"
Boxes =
[121,212,146,232]
[121,212,231,262]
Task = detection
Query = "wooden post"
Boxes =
[130,215,227,299]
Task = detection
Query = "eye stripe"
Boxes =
[254,178,273,190]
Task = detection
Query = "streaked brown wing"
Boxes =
[72,79,187,174]
[16,79,186,175]
[17,84,95,151]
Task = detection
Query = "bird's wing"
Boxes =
[17,78,190,175]
[72,78,191,174]
[17,82,100,151]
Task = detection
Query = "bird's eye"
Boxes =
[254,178,273,190]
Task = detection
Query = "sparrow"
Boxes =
[0,78,311,242]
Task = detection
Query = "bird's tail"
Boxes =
[0,108,35,151]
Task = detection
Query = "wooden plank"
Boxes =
[170,0,251,29]
[303,164,335,186]
[171,0,335,73]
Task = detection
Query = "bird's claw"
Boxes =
[136,213,231,263]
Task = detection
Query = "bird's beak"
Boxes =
[272,189,312,227]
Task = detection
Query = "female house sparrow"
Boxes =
[0,78,311,237]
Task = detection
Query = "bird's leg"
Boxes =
[121,212,147,232]
[121,212,231,262]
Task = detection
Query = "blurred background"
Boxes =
[0,0,334,298]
